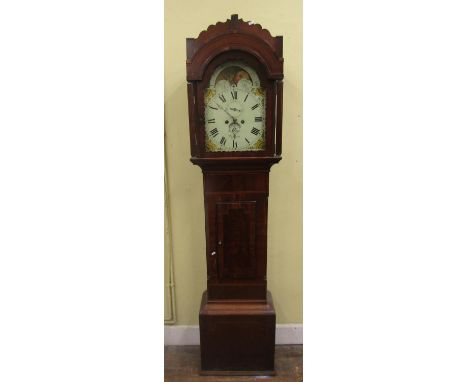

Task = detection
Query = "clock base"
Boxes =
[198,290,276,375]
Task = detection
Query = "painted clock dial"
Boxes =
[204,61,266,152]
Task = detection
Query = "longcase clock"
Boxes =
[185,14,283,375]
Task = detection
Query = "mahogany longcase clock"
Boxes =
[186,14,283,375]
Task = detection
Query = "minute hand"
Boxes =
[215,100,234,119]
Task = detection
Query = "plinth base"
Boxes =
[199,290,276,375]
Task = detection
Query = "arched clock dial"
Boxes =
[204,61,265,152]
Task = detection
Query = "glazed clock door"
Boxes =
[216,201,257,280]
[204,60,267,153]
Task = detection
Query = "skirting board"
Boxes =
[164,324,302,346]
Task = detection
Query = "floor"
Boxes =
[165,345,303,382]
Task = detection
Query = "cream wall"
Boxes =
[165,0,302,325]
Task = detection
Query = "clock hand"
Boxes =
[215,100,235,120]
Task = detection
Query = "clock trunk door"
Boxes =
[216,201,256,280]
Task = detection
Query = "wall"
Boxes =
[164,0,302,325]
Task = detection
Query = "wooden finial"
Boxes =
[231,14,239,22]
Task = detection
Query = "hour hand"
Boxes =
[215,99,233,118]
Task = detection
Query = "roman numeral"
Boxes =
[209,105,218,110]
[245,138,250,144]
[251,127,260,135]
[207,118,215,123]
[220,136,226,146]
[255,117,262,122]
[243,94,249,102]
[219,94,226,103]
[251,103,259,110]
[231,90,237,100]
[232,140,237,149]
[210,128,219,137]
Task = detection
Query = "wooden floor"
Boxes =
[165,345,303,382]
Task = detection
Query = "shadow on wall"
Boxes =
[164,81,207,325]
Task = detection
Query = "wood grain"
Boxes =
[185,14,285,375]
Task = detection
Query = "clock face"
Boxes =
[204,61,266,152]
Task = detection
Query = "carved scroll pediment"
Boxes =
[186,14,283,80]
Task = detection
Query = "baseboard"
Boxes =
[164,324,302,345]
[275,324,303,345]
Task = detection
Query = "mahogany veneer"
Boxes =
[186,14,284,375]
[199,291,276,375]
